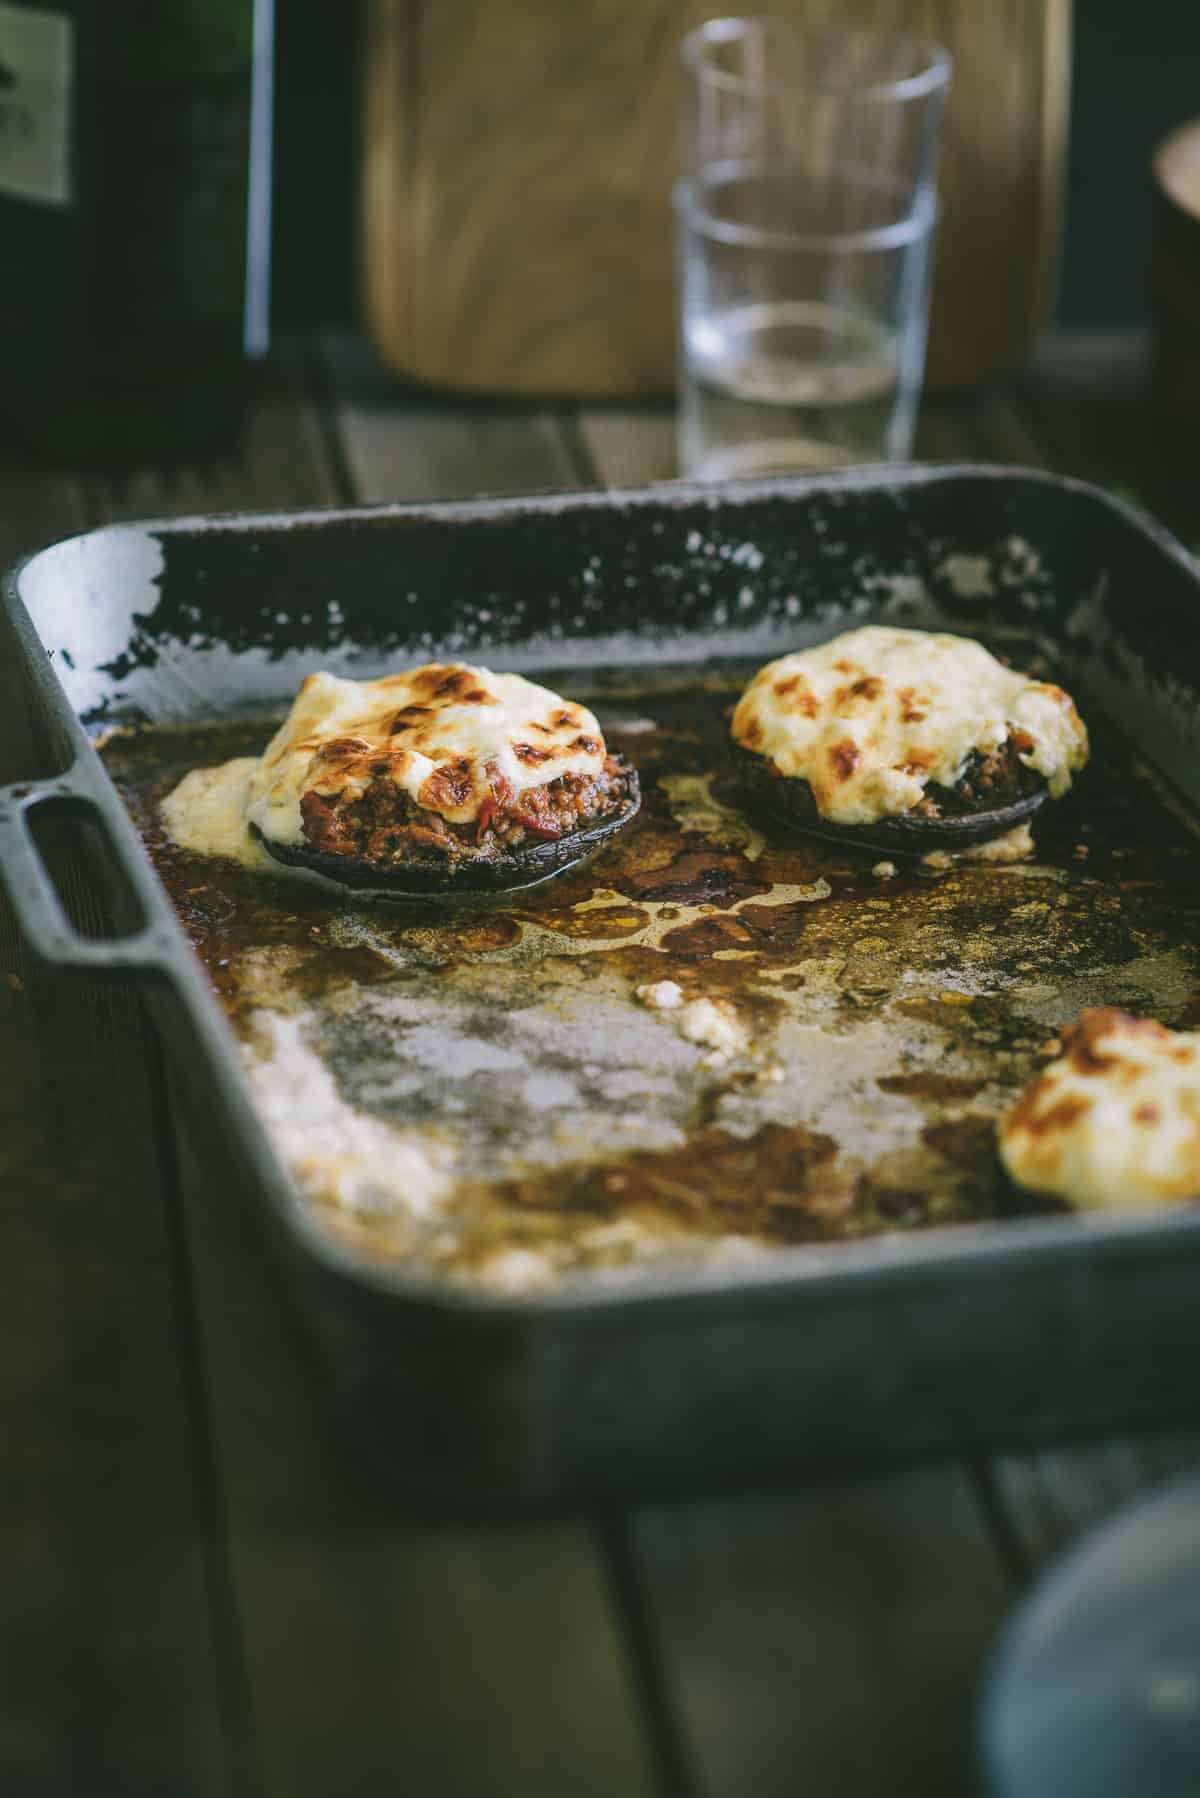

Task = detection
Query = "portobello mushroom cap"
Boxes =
[730,741,1048,856]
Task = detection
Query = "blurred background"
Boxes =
[277,0,1200,341]
[6,10,1200,1798]
[5,0,1200,472]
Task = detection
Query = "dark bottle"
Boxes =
[0,0,273,468]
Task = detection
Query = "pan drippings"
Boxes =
[104,671,1200,1292]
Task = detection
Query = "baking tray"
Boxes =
[6,465,1200,1512]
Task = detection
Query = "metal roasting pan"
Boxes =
[6,465,1200,1513]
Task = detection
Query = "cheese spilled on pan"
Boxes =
[247,663,607,847]
[731,626,1088,826]
[920,822,1037,870]
[160,757,271,870]
[999,1009,1200,1210]
[242,1010,455,1217]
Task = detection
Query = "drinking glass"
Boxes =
[676,19,951,481]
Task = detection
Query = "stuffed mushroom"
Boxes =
[165,661,640,896]
[730,626,1088,854]
[999,1009,1200,1210]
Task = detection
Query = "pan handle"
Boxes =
[0,777,176,976]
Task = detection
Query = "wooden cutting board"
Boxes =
[361,0,1071,396]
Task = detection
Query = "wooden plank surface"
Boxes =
[631,1470,1011,1798]
[321,332,581,502]
[0,973,230,1798]
[5,328,1200,1798]
[577,406,679,487]
[574,363,1200,1794]
[968,331,1200,1583]
[0,462,86,570]
[577,378,1050,486]
[912,383,1046,468]
[154,357,658,1797]
[0,463,231,1793]
[1014,328,1200,543]
[1,374,659,1797]
[991,1429,1200,1573]
[576,398,1019,1798]
[78,341,348,526]
[174,1094,657,1798]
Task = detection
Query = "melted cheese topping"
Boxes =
[731,627,1088,826]
[999,1009,1200,1209]
[245,663,608,846]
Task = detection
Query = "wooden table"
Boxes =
[2,329,1198,1798]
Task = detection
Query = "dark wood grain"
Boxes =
[5,329,1199,1798]
[144,361,658,1797]
[78,343,346,527]
[912,383,1046,468]
[575,377,1049,487]
[572,364,1200,1795]
[631,1470,1012,1798]
[4,343,661,1798]
[960,344,1200,1602]
[0,459,86,570]
[577,407,678,486]
[1012,328,1200,541]
[320,332,582,501]
[0,366,351,1795]
[0,611,231,1793]
[575,397,1022,1798]
[991,1430,1200,1573]
[171,1086,658,1798]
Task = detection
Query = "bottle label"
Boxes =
[0,3,72,207]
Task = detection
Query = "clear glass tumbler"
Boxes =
[676,20,951,482]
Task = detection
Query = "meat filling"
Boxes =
[299,754,634,867]
[910,733,1043,820]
